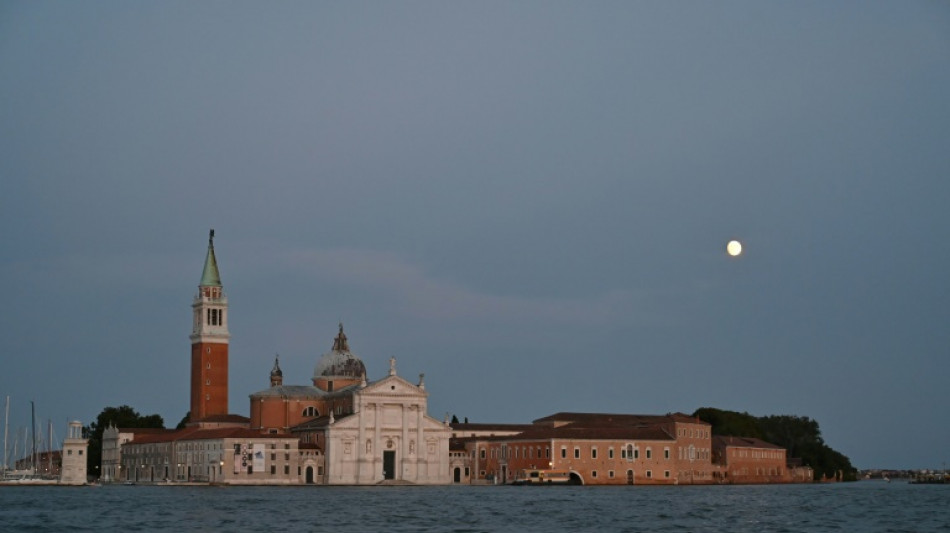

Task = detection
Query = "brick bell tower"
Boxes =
[190,229,230,421]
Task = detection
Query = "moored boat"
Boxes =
[511,469,574,485]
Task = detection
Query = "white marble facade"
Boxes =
[324,368,451,485]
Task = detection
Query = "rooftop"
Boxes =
[713,435,785,450]
[125,426,296,445]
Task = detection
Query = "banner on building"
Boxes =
[253,443,265,472]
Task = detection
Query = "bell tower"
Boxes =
[190,229,230,421]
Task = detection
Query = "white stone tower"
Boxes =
[60,420,88,485]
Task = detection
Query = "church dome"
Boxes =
[313,324,366,380]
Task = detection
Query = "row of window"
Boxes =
[478,444,677,462]
[474,469,673,481]
[678,427,710,439]
[590,469,671,479]
[677,470,712,479]
[492,446,552,460]
[678,446,709,461]
[730,467,784,476]
[731,449,784,459]
[124,442,295,465]
[236,464,293,476]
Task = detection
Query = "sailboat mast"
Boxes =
[31,401,36,474]
[3,396,8,475]
[47,419,52,476]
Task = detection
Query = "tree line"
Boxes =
[85,405,165,476]
[692,407,857,481]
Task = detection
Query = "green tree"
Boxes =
[693,407,763,439]
[85,405,165,478]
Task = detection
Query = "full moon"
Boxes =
[727,240,743,257]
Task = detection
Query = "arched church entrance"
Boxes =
[306,466,314,484]
[453,467,461,483]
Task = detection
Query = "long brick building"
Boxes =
[450,412,812,485]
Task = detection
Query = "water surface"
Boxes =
[1,481,947,532]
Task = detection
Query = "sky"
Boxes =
[1,2,948,470]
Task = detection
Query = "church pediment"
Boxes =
[359,375,426,399]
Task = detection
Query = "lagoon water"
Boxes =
[1,481,947,532]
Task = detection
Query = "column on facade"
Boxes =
[357,402,368,482]
[401,403,409,481]
[416,405,425,480]
[374,404,382,481]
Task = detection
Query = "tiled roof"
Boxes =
[127,427,296,445]
[512,425,675,442]
[249,385,329,398]
[712,435,784,449]
[532,411,707,427]
[116,427,175,435]
[452,434,520,444]
[289,413,354,432]
[192,413,250,423]
[448,412,708,443]
[450,425,675,443]
[450,423,535,432]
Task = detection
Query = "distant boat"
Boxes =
[0,477,59,486]
[910,474,946,484]
[510,469,575,485]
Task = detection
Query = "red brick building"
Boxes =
[712,435,812,483]
[248,324,362,434]
[454,412,718,485]
[452,412,812,485]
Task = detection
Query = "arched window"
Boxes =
[302,406,318,417]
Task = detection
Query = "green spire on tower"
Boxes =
[199,229,222,287]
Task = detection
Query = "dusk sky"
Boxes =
[2,2,948,470]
